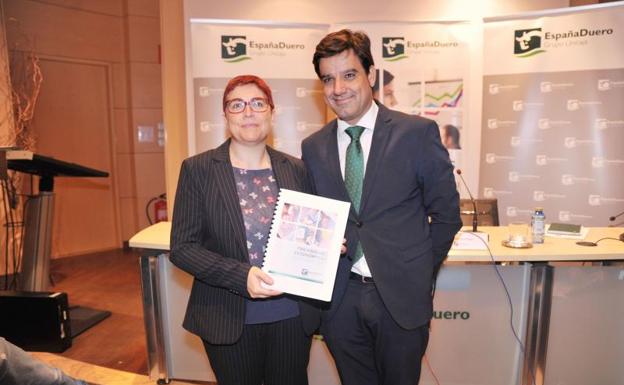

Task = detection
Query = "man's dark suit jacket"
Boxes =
[170,140,320,345]
[301,103,462,330]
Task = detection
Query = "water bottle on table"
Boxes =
[531,207,545,244]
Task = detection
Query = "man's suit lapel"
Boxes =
[212,140,248,261]
[360,104,393,214]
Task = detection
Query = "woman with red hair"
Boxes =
[170,75,319,385]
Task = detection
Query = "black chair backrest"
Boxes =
[459,199,500,226]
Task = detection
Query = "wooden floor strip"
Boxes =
[40,249,214,384]
[31,352,198,385]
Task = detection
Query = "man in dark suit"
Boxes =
[302,30,462,385]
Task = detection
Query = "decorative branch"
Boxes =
[9,49,42,151]
[0,13,43,287]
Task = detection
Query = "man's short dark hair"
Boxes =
[443,124,461,149]
[312,29,375,78]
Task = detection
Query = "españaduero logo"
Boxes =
[221,35,306,63]
[433,310,470,320]
[382,36,458,61]
[382,37,407,61]
[221,35,250,63]
[514,28,545,58]
[544,27,613,41]
[514,26,614,58]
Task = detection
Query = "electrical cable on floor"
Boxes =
[462,231,537,385]
[423,353,441,385]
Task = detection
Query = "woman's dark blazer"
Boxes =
[170,139,320,344]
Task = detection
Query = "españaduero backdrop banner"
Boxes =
[332,21,476,193]
[188,20,328,157]
[186,9,623,228]
[187,20,479,192]
[480,4,624,226]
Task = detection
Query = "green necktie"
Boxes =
[345,126,365,262]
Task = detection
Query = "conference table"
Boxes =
[130,223,624,385]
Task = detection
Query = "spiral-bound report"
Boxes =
[261,188,351,301]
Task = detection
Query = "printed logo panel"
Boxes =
[221,35,250,62]
[514,28,544,58]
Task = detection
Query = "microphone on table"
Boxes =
[453,169,489,247]
[576,209,624,246]
[608,210,624,242]
[609,210,624,223]
[456,169,478,232]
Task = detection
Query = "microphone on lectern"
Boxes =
[456,169,478,232]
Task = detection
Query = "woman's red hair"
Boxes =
[222,75,275,112]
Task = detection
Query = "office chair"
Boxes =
[459,199,500,226]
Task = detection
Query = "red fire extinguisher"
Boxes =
[154,197,168,223]
[147,193,168,224]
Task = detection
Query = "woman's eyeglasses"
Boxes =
[225,98,270,113]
